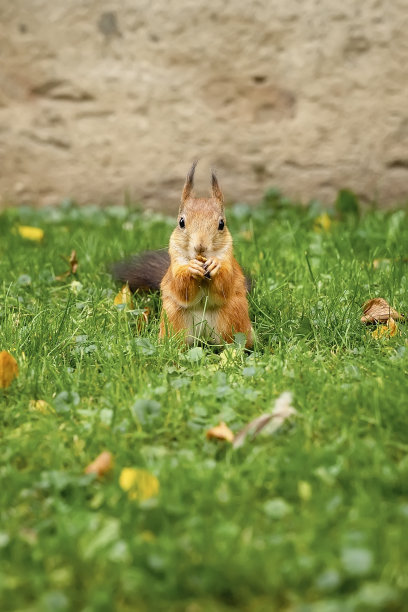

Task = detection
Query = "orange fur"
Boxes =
[158,162,253,348]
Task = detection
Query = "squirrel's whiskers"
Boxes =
[114,161,253,348]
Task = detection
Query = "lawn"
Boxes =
[0,193,407,611]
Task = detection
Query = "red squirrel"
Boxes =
[114,161,253,348]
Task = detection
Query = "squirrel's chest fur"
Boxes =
[160,253,252,347]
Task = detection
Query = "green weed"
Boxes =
[0,196,407,611]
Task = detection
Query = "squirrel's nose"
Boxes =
[194,243,205,255]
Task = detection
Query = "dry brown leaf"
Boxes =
[85,451,114,477]
[372,318,398,339]
[135,308,150,333]
[233,392,297,449]
[373,257,408,269]
[206,421,235,443]
[55,250,79,280]
[373,258,391,269]
[68,250,78,274]
[361,298,403,324]
[0,351,19,389]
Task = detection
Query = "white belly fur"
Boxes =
[185,307,219,343]
[184,287,221,344]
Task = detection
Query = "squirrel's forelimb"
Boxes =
[113,162,254,349]
[161,260,202,307]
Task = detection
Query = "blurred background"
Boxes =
[1,0,407,211]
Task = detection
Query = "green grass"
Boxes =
[0,194,407,612]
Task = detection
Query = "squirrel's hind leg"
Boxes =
[216,298,254,349]
[159,299,189,344]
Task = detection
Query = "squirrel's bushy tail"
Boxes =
[112,250,170,292]
[113,250,253,293]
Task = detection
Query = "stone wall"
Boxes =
[1,0,407,210]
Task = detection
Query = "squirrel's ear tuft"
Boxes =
[211,170,224,204]
[181,160,198,205]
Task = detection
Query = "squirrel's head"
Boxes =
[172,160,233,260]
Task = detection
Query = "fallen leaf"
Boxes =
[0,351,19,388]
[85,451,114,477]
[361,298,403,323]
[17,225,44,241]
[68,250,78,274]
[55,250,79,280]
[19,527,38,546]
[28,399,55,415]
[373,257,408,269]
[373,258,391,270]
[233,391,297,449]
[140,530,156,542]
[372,318,398,339]
[135,308,150,332]
[55,271,68,282]
[219,347,245,367]
[206,421,235,443]
[114,283,135,309]
[298,480,312,501]
[314,212,332,232]
[119,467,159,500]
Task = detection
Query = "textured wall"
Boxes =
[1,0,407,210]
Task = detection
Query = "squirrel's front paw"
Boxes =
[188,259,205,279]
[204,257,221,278]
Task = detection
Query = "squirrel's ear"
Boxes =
[181,160,198,205]
[211,170,224,204]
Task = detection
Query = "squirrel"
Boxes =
[113,161,254,348]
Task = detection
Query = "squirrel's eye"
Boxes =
[218,219,225,231]
[179,217,185,228]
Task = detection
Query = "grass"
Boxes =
[0,193,407,611]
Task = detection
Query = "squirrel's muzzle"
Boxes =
[194,243,205,256]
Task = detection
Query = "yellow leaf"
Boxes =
[298,480,312,501]
[372,318,398,339]
[17,225,44,241]
[140,530,156,542]
[314,213,331,232]
[119,468,159,501]
[206,421,235,443]
[85,451,114,477]
[0,351,19,389]
[114,283,134,309]
[28,399,55,415]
